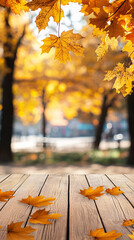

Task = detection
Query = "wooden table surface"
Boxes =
[0,174,134,239]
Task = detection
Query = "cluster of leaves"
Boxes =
[1,0,134,95]
[0,186,134,239]
[80,185,134,239]
[0,190,62,239]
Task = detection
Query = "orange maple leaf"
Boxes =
[80,186,104,200]
[123,219,134,227]
[41,30,84,63]
[126,29,134,44]
[7,221,36,240]
[0,0,29,14]
[0,189,14,202]
[89,228,123,239]
[19,195,55,207]
[106,187,124,195]
[28,209,62,224]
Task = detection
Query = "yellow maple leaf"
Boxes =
[28,209,62,224]
[123,219,134,227]
[128,231,134,239]
[26,0,81,32]
[122,41,134,61]
[0,0,29,14]
[0,189,14,202]
[106,186,124,195]
[80,186,104,200]
[19,195,55,207]
[89,228,123,239]
[7,221,36,240]
[104,63,134,96]
[41,30,84,63]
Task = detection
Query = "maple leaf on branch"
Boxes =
[122,219,134,227]
[80,186,104,200]
[26,0,82,32]
[89,228,123,240]
[0,0,29,14]
[0,189,14,202]
[7,221,36,240]
[19,195,55,207]
[28,209,62,224]
[41,30,84,63]
[105,186,124,195]
[104,63,134,96]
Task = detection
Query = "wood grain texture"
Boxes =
[28,175,68,240]
[107,174,134,206]
[0,174,29,210]
[69,175,102,240]
[0,174,48,239]
[86,174,133,240]
[125,174,134,183]
[0,174,10,183]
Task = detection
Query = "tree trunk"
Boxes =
[127,91,134,165]
[0,9,25,162]
[94,95,108,149]
[0,71,14,162]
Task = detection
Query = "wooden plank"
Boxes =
[86,174,134,240]
[124,174,134,183]
[0,174,29,210]
[0,175,10,183]
[107,174,134,206]
[69,175,103,240]
[0,174,48,239]
[28,175,68,240]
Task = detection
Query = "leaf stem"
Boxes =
[58,0,61,37]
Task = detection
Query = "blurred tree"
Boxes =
[0,8,27,162]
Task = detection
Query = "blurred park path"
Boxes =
[0,163,133,174]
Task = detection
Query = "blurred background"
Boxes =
[0,4,133,174]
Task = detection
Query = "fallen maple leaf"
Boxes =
[89,228,123,239]
[123,219,134,227]
[80,186,104,200]
[106,187,124,195]
[41,30,84,63]
[128,231,134,239]
[19,195,55,207]
[0,189,14,202]
[28,209,62,224]
[7,221,36,240]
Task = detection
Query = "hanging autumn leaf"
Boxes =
[19,195,55,207]
[7,221,36,240]
[26,0,81,32]
[41,30,84,63]
[28,209,62,224]
[106,186,124,195]
[0,189,14,202]
[128,231,134,239]
[104,63,134,96]
[0,0,29,14]
[89,228,123,240]
[80,186,104,200]
[123,219,134,227]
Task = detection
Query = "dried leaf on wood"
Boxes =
[89,228,123,240]
[19,195,55,207]
[28,209,62,224]
[7,221,36,240]
[80,186,104,200]
[106,186,124,195]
